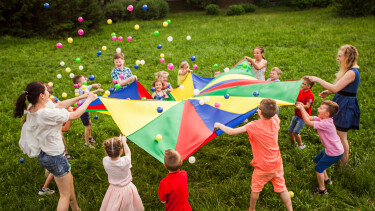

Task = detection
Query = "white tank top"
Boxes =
[252,59,266,80]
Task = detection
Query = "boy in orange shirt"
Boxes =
[214,99,293,211]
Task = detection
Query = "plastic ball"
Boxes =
[109,88,115,93]
[69,73,75,78]
[107,19,112,24]
[190,56,196,61]
[75,93,79,97]
[89,75,95,81]
[142,4,148,10]
[157,107,163,113]
[57,74,62,79]
[56,43,62,48]
[163,21,168,27]
[157,44,162,49]
[118,36,123,41]
[82,85,87,90]
[155,134,162,141]
[44,3,50,8]
[193,89,200,96]
[20,158,25,163]
[134,24,140,30]
[112,79,117,84]
[102,46,107,51]
[136,60,141,65]
[193,64,198,69]
[289,191,294,198]
[188,156,196,164]
[74,84,79,88]
[253,91,259,97]
[78,29,84,36]
[116,48,121,53]
[82,81,87,85]
[167,36,173,42]
[60,61,65,66]
[186,35,191,40]
[115,84,121,89]
[160,53,164,58]
[243,119,249,123]
[179,85,184,90]
[224,94,230,99]
[167,20,171,24]
[167,83,171,88]
[94,115,98,120]
[127,5,134,11]
[84,77,88,82]
[78,17,83,22]
[140,60,145,65]
[73,103,78,107]
[119,74,124,79]
[49,95,54,100]
[77,101,82,106]
[65,67,71,73]
[112,36,117,41]
[224,67,230,73]
[76,58,81,63]
[67,37,73,43]
[242,64,247,68]
[105,90,110,95]
[154,31,159,36]
[111,32,116,37]
[204,97,210,102]
[47,82,53,87]
[127,36,132,41]
[167,63,174,70]
[141,97,146,100]
[213,64,218,68]
[215,102,220,108]
[97,50,102,55]
[150,87,156,92]
[199,100,204,105]
[134,64,139,69]
[79,65,83,70]
[62,93,67,98]
[160,58,165,63]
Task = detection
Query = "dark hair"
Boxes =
[255,46,265,60]
[321,100,339,117]
[152,79,164,88]
[73,75,83,84]
[164,149,181,172]
[14,81,46,118]
[113,53,124,60]
[103,137,122,158]
[302,76,315,88]
[259,98,277,119]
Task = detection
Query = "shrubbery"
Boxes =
[281,0,332,10]
[241,4,256,13]
[104,0,136,22]
[205,4,220,15]
[332,0,375,17]
[135,0,169,20]
[186,0,219,9]
[226,5,245,16]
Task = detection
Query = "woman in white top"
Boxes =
[245,46,268,80]
[14,81,97,211]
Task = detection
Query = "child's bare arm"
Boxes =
[118,75,137,86]
[91,89,104,94]
[214,123,246,135]
[92,83,101,89]
[295,103,313,127]
[120,135,131,158]
[55,93,89,109]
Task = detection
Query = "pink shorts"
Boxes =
[251,166,286,193]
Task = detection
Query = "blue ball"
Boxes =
[134,64,139,69]
[96,54,101,57]
[89,75,95,81]
[167,83,171,88]
[191,56,196,61]
[157,44,162,49]
[108,88,115,93]
[44,3,50,8]
[157,106,163,113]
[20,158,25,163]
[224,94,230,99]
[150,87,156,92]
[94,115,98,120]
[142,4,148,10]
[97,51,102,55]
[253,91,259,97]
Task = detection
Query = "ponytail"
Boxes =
[14,81,46,118]
[14,92,27,118]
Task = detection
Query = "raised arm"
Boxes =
[55,93,89,109]
[307,70,355,94]
[214,122,246,135]
[68,92,97,120]
[120,135,131,158]
[295,102,313,127]
[118,75,137,87]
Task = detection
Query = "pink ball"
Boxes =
[78,17,83,22]
[127,5,134,11]
[112,36,117,41]
[193,64,198,69]
[85,78,88,82]
[167,63,174,70]
[127,36,132,41]
[56,43,62,48]
[160,58,165,63]
[119,74,124,79]
[112,79,117,84]
[215,102,220,108]
[74,84,79,88]
[126,98,130,100]
[78,29,84,36]
[118,36,123,41]
[77,101,82,106]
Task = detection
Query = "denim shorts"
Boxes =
[313,149,343,173]
[288,115,305,134]
[38,151,71,177]
[80,112,91,126]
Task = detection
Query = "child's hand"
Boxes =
[97,83,101,88]
[131,75,137,82]
[295,102,304,110]
[319,90,329,98]
[214,122,222,129]
[67,106,73,112]
[120,134,127,143]
[87,92,97,102]
[97,88,104,92]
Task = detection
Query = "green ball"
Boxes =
[76,58,81,63]
[213,64,218,68]
[167,20,171,24]
[154,31,159,36]
[115,84,121,89]
[82,81,87,85]
[111,32,116,37]
[242,64,247,68]
[141,97,146,100]
[73,103,77,107]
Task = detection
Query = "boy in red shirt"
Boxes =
[288,76,314,149]
[158,149,191,211]
[214,99,293,211]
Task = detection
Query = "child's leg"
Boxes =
[84,125,91,145]
[337,130,349,166]
[316,171,325,191]
[279,190,293,211]
[294,133,303,147]
[249,192,260,211]
[43,173,54,189]
[323,170,329,181]
[289,131,296,145]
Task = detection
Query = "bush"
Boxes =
[254,0,271,8]
[0,0,103,38]
[332,0,375,17]
[226,5,245,16]
[186,0,219,9]
[281,0,333,9]
[135,0,169,20]
[104,0,135,22]
[205,4,220,15]
[241,4,256,13]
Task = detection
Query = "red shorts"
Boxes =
[251,166,286,193]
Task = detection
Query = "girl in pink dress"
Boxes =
[100,135,144,211]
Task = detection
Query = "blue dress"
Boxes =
[332,68,360,131]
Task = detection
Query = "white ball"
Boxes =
[199,99,205,105]
[70,73,75,78]
[179,85,184,90]
[57,74,62,79]
[186,36,191,40]
[188,156,196,164]
[193,89,200,96]
[75,89,79,93]
[243,119,249,123]
[204,97,210,102]
[140,60,145,65]
[79,65,83,70]
[116,48,121,53]
[224,67,230,73]
[60,61,65,66]
[167,36,173,42]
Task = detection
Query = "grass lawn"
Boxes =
[1,7,375,210]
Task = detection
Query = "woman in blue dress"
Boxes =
[307,45,360,166]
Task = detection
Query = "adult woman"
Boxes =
[307,45,360,166]
[14,81,97,210]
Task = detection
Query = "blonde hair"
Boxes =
[164,149,181,171]
[103,137,122,158]
[335,45,359,84]
[155,71,169,80]
[271,67,282,75]
[179,61,189,69]
[113,53,124,60]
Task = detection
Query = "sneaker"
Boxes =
[38,188,55,196]
[325,178,333,185]
[298,144,306,149]
[312,187,328,195]
[84,143,95,149]
[88,137,96,143]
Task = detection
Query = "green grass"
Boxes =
[1,7,375,210]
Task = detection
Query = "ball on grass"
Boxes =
[188,156,196,164]
[94,115,98,120]
[20,158,25,163]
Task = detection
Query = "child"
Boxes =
[152,79,169,100]
[214,99,292,211]
[72,75,103,148]
[110,53,137,90]
[245,46,268,80]
[288,77,314,149]
[296,100,343,195]
[177,61,192,86]
[267,67,282,82]
[158,149,191,211]
[155,71,173,92]
[100,135,144,211]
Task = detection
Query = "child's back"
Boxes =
[159,170,190,211]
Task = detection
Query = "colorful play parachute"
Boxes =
[99,59,302,163]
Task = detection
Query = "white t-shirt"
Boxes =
[103,156,132,187]
[252,59,266,81]
[79,85,92,104]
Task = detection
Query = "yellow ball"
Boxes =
[163,22,168,27]
[65,67,71,73]
[105,90,110,96]
[156,134,162,141]
[134,24,140,30]
[62,93,67,98]
[160,53,165,58]
[289,191,294,198]
[82,85,87,90]
[102,46,107,51]
[67,37,73,43]
[136,60,141,65]
[49,95,54,100]
[48,82,53,87]
[107,19,112,24]
[75,93,79,97]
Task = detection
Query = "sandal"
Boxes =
[84,143,95,149]
[324,178,333,185]
[65,153,73,160]
[88,137,96,143]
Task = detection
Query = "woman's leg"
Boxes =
[54,172,79,211]
[337,130,349,166]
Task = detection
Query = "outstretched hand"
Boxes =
[295,102,304,110]
[319,90,330,98]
